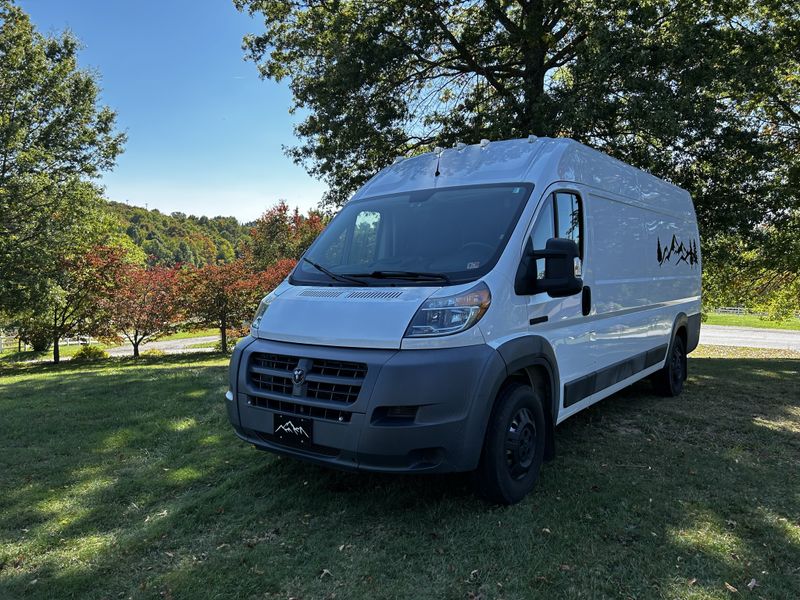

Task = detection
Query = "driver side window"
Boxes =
[529,191,584,278]
[531,198,554,279]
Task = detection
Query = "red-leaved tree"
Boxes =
[107,264,182,357]
[36,245,128,363]
[183,258,295,352]
[249,201,326,269]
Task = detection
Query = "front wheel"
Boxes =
[653,335,687,397]
[474,382,546,505]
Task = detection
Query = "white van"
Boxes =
[225,137,701,504]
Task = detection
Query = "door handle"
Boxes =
[582,286,591,316]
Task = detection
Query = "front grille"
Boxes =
[248,352,367,406]
[310,359,367,379]
[252,353,300,371]
[306,380,360,403]
[251,372,292,395]
[248,396,352,423]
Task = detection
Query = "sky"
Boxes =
[19,0,328,222]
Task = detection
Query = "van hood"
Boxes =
[254,285,439,349]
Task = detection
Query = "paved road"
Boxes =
[106,335,219,357]
[699,325,800,352]
[110,328,800,356]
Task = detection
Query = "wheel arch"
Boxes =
[495,336,560,460]
[669,312,689,363]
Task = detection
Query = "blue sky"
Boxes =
[20,0,327,222]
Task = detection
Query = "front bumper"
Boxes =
[226,336,505,473]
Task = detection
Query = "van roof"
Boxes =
[352,137,695,221]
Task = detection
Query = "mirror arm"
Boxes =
[530,248,568,260]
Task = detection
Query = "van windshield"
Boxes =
[292,184,532,286]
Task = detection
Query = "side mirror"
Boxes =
[515,238,583,297]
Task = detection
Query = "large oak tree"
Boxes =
[236,0,798,240]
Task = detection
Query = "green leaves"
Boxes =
[0,1,125,313]
[238,0,798,232]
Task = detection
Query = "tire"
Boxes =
[474,382,547,505]
[653,334,687,397]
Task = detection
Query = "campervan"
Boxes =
[225,137,702,504]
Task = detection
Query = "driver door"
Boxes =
[521,185,595,412]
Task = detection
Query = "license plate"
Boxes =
[273,413,313,448]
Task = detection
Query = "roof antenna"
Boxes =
[434,146,443,177]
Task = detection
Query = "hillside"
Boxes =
[107,201,251,266]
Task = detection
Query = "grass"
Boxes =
[705,313,800,331]
[0,329,219,364]
[0,346,798,599]
[157,328,219,342]
[0,343,109,363]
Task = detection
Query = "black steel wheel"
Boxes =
[474,382,546,505]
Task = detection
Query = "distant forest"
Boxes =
[107,201,251,267]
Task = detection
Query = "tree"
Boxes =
[183,258,295,352]
[25,245,127,363]
[704,210,800,319]
[249,201,327,269]
[106,265,182,357]
[106,201,250,267]
[0,2,125,310]
[236,0,798,240]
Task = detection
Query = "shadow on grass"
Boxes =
[0,352,798,599]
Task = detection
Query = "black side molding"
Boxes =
[563,344,668,408]
[529,316,549,325]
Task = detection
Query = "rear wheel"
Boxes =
[474,382,546,505]
[653,334,687,397]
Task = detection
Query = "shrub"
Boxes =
[72,345,108,362]
[141,349,165,357]
[215,338,237,353]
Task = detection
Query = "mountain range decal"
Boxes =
[275,421,309,438]
[657,235,698,268]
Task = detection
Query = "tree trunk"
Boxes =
[53,336,60,364]
[133,339,140,358]
[220,315,228,354]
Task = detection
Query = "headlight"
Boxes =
[250,292,275,333]
[404,282,491,338]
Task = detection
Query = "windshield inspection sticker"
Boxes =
[467,261,480,270]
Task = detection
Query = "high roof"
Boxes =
[352,137,695,221]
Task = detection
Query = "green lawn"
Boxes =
[0,343,110,363]
[1,329,220,364]
[0,346,798,599]
[157,328,219,341]
[705,312,800,331]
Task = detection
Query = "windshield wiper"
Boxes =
[301,257,367,286]
[344,270,451,283]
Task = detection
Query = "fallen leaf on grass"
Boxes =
[559,564,573,572]
[541,528,551,534]
[724,582,738,593]
[688,578,697,586]
[747,579,758,590]
[320,568,332,579]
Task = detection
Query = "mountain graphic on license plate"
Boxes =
[274,413,313,448]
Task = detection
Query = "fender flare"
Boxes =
[668,312,689,362]
[495,335,560,426]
